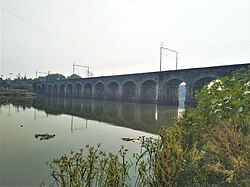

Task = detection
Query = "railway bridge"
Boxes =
[33,63,249,106]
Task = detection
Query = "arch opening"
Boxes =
[59,84,65,96]
[41,84,46,93]
[37,85,41,92]
[194,77,216,92]
[66,84,73,97]
[123,81,136,98]
[48,85,52,95]
[164,79,186,106]
[84,83,92,97]
[141,80,157,100]
[53,85,58,95]
[74,83,82,97]
[107,82,119,97]
[95,82,105,97]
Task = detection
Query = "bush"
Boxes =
[12,83,33,91]
[41,144,132,187]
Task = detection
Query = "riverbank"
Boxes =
[0,89,36,105]
[0,89,36,98]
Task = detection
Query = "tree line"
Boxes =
[0,73,83,91]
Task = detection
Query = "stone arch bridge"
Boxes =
[33,63,249,106]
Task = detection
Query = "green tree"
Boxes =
[47,73,66,81]
[196,68,250,130]
[67,74,81,79]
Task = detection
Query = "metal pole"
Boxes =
[160,46,162,71]
[176,52,178,70]
[73,62,89,77]
[160,45,178,71]
[73,62,75,74]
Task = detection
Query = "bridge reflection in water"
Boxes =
[33,96,180,134]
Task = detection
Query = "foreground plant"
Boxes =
[41,144,132,187]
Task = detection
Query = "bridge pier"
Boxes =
[185,84,197,106]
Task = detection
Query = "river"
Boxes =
[0,96,184,186]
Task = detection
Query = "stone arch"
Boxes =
[74,83,82,97]
[83,82,93,97]
[141,79,157,100]
[107,81,119,97]
[32,84,37,91]
[94,82,105,97]
[53,84,59,95]
[194,76,217,92]
[66,84,73,97]
[163,78,186,105]
[41,84,46,93]
[59,84,65,96]
[47,84,52,95]
[123,80,136,98]
[37,85,41,92]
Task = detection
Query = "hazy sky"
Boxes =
[1,0,250,79]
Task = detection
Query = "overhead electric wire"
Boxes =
[110,53,159,64]
[179,41,250,54]
[181,48,250,58]
[0,6,108,63]
[95,60,160,70]
[93,56,159,69]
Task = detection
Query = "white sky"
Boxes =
[1,0,250,79]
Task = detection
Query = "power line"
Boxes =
[110,53,159,63]
[0,6,107,63]
[94,58,159,69]
[179,41,250,54]
[93,56,159,69]
[180,47,250,58]
[91,54,159,68]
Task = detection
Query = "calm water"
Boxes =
[0,96,183,186]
